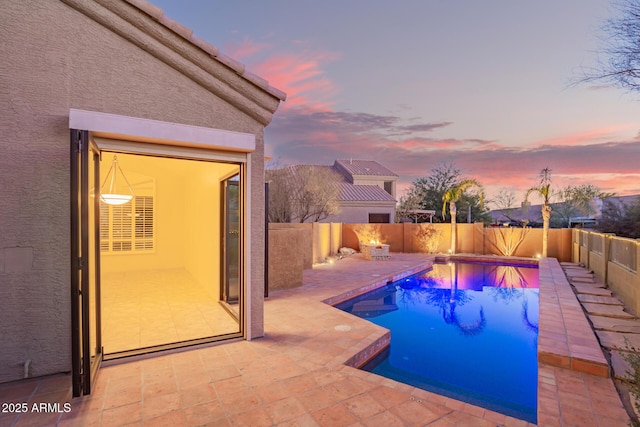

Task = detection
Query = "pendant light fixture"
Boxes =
[100,155,134,205]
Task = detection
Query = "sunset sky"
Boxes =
[152,0,639,206]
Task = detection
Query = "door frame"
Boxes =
[69,109,257,386]
[94,145,249,358]
[70,129,103,397]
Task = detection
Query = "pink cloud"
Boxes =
[220,38,640,203]
[251,53,339,110]
[222,36,340,110]
[307,131,340,143]
[266,105,640,205]
[531,125,634,148]
[232,39,640,202]
[224,36,272,61]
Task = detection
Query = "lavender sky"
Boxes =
[151,0,639,205]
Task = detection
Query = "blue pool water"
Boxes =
[336,261,539,423]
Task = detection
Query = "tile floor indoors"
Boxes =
[0,253,632,426]
[102,269,239,354]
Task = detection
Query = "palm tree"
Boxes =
[525,168,552,257]
[442,179,484,254]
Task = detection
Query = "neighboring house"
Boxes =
[600,194,640,208]
[329,160,398,223]
[490,202,544,226]
[268,159,398,224]
[489,195,640,227]
[1,0,284,396]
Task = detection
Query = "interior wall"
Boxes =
[98,154,243,354]
[100,154,239,299]
[100,153,186,274]
[182,162,239,296]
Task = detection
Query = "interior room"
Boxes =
[97,152,242,355]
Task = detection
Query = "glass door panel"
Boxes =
[88,141,102,388]
[222,177,240,304]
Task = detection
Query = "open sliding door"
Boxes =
[70,129,103,397]
[221,176,240,305]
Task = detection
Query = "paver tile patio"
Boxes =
[0,254,631,426]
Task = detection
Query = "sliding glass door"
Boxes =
[221,176,240,305]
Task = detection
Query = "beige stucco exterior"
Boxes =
[327,201,397,224]
[0,0,283,383]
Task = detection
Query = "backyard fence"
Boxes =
[268,222,573,290]
[268,223,640,315]
[270,222,573,263]
[341,223,572,261]
[573,229,640,315]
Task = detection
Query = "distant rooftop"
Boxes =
[334,159,398,177]
[276,163,397,203]
[489,194,640,224]
[335,182,396,202]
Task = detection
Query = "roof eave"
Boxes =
[64,0,286,125]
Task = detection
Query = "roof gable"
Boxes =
[63,0,285,125]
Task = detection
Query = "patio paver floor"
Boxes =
[0,254,631,426]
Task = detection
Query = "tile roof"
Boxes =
[612,194,640,205]
[489,204,544,223]
[334,160,398,177]
[124,0,286,101]
[336,182,396,202]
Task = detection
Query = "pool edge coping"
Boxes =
[538,257,610,377]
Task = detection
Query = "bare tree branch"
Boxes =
[575,0,640,95]
[266,165,342,223]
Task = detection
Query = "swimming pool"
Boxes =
[335,261,539,423]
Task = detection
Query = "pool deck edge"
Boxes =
[538,257,610,377]
[325,254,627,426]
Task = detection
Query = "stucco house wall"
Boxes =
[350,178,396,198]
[0,0,283,383]
[329,202,396,224]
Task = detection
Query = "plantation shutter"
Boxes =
[100,196,154,253]
[135,196,154,250]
